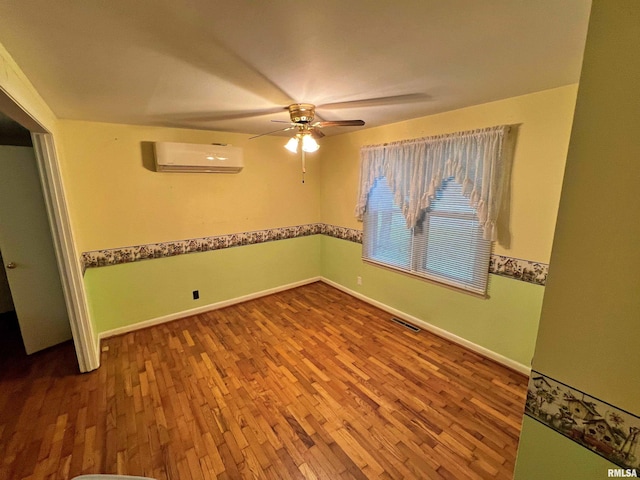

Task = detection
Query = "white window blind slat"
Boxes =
[363,177,491,294]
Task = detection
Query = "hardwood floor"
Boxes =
[0,282,527,479]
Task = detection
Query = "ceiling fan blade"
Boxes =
[310,127,325,139]
[271,120,295,124]
[318,93,430,110]
[173,107,285,123]
[315,120,365,128]
[249,126,296,140]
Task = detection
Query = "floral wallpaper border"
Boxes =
[525,371,640,470]
[489,254,548,286]
[80,223,547,285]
[81,223,324,270]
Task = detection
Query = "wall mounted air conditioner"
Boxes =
[153,142,244,173]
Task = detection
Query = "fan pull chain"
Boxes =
[301,150,306,183]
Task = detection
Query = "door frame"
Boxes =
[32,134,98,371]
[1,89,98,372]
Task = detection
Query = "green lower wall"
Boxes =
[321,235,544,367]
[514,417,616,479]
[85,234,543,369]
[84,235,321,333]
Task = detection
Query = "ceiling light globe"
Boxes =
[301,135,320,152]
[284,137,299,153]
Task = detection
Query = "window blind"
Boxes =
[363,177,491,294]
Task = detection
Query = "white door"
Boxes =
[0,145,71,353]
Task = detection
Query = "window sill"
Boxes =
[362,258,488,299]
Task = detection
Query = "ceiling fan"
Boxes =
[224,93,428,182]
[245,93,430,146]
[250,103,365,147]
[249,103,366,183]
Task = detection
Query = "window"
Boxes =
[356,125,510,294]
[363,176,491,295]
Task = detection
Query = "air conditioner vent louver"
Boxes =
[153,142,243,173]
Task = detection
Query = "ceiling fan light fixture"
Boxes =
[301,134,319,152]
[284,136,299,153]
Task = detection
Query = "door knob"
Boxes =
[6,262,16,269]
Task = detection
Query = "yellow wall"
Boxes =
[515,1,640,477]
[524,0,640,416]
[321,85,578,263]
[58,86,577,261]
[58,121,321,252]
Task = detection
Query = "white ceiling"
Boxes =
[0,1,591,136]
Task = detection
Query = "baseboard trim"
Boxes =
[98,276,322,340]
[319,277,531,376]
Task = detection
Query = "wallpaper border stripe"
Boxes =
[525,370,640,470]
[80,223,548,285]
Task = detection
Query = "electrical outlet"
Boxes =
[192,290,199,300]
[357,276,362,285]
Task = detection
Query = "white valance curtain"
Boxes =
[355,125,510,241]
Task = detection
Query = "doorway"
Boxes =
[0,113,30,355]
[0,92,97,371]
[0,113,72,354]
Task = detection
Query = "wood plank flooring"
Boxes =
[0,282,528,479]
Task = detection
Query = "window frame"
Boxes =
[363,176,492,297]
